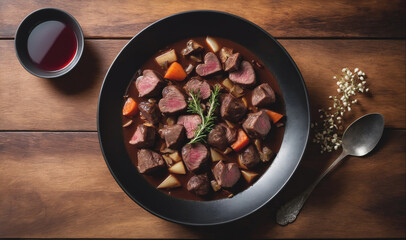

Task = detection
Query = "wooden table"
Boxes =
[1,0,405,238]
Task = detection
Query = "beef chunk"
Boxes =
[187,174,210,196]
[195,52,222,77]
[129,124,156,148]
[219,123,238,144]
[224,52,242,72]
[239,145,260,169]
[182,143,209,173]
[137,149,165,174]
[251,83,276,107]
[208,124,228,151]
[135,69,165,97]
[158,85,187,114]
[212,161,241,188]
[138,101,161,124]
[158,124,186,149]
[229,61,256,87]
[184,77,211,100]
[220,93,247,122]
[177,115,202,139]
[181,39,204,56]
[242,111,271,139]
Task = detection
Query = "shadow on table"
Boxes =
[178,127,391,238]
[175,142,332,238]
[45,40,100,95]
[174,69,392,237]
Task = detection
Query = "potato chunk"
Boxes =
[155,49,177,67]
[168,151,181,162]
[210,148,224,162]
[168,161,186,175]
[157,174,181,189]
[241,170,258,183]
[206,36,220,53]
[210,180,221,192]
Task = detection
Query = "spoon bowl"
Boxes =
[342,113,385,156]
[276,113,385,225]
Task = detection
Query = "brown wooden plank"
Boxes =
[0,0,405,38]
[0,39,124,131]
[0,131,404,238]
[280,39,406,129]
[0,132,194,238]
[0,39,404,130]
[266,129,406,239]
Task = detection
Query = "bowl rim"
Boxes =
[97,10,310,226]
[14,7,85,78]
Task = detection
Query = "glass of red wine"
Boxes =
[15,8,84,78]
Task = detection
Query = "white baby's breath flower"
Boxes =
[312,68,369,154]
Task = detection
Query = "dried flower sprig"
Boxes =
[312,67,368,153]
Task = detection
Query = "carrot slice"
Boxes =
[265,110,284,124]
[164,62,187,81]
[122,97,138,116]
[231,129,250,152]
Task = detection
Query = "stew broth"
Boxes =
[122,36,285,201]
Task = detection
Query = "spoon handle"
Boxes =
[276,151,348,226]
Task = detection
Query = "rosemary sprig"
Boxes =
[187,84,221,144]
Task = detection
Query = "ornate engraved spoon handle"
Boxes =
[276,151,348,226]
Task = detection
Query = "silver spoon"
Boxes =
[276,113,385,226]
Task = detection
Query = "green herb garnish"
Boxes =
[187,84,221,144]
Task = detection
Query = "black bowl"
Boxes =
[98,10,310,226]
[15,8,84,78]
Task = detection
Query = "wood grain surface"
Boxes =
[0,130,404,238]
[1,39,404,130]
[0,0,405,238]
[0,0,405,38]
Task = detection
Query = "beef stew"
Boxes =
[122,36,285,201]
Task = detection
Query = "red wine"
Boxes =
[27,20,77,71]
